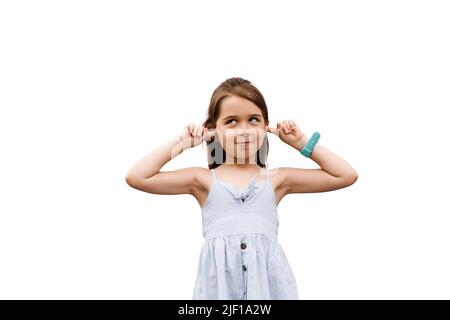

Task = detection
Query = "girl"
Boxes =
[125,77,358,300]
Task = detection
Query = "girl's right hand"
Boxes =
[176,123,215,150]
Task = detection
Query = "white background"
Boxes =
[1,0,449,299]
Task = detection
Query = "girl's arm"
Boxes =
[281,134,358,194]
[125,124,209,195]
[267,121,358,194]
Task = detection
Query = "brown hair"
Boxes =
[202,77,270,169]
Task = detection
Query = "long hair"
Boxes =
[202,77,270,169]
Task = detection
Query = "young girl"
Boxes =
[125,77,358,300]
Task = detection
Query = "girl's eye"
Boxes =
[226,117,259,125]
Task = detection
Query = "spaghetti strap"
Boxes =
[264,166,269,178]
[211,168,216,179]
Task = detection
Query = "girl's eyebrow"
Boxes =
[222,114,262,121]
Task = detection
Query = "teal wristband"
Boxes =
[300,132,321,158]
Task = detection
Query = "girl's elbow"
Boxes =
[125,175,139,188]
[346,172,358,185]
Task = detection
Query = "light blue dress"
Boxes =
[193,166,299,300]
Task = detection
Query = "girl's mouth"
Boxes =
[235,137,255,144]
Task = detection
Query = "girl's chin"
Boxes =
[235,142,252,145]
[231,152,258,158]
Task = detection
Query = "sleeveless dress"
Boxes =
[192,166,299,300]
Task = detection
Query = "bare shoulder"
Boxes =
[191,166,212,192]
[191,167,214,209]
[266,167,291,206]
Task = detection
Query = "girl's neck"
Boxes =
[223,155,258,168]
[220,163,260,170]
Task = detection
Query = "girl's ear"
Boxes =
[205,128,216,142]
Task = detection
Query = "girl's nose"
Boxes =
[236,122,252,132]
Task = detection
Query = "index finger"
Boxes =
[203,128,217,141]
[266,127,279,136]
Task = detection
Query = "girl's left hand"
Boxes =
[265,120,308,151]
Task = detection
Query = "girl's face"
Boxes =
[214,95,267,164]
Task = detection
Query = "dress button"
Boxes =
[242,264,247,271]
[240,242,247,250]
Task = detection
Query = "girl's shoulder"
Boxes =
[195,166,286,189]
[266,167,287,193]
[192,167,214,193]
[201,166,287,193]
[193,166,289,208]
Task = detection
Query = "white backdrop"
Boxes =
[1,0,449,299]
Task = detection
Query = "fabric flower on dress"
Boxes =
[231,175,259,202]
